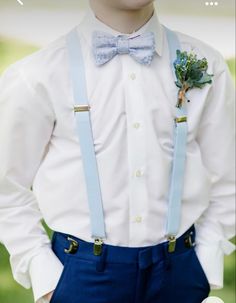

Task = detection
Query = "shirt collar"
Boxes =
[78,6,163,57]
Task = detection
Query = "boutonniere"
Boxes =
[173,50,214,108]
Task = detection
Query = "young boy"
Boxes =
[0,1,235,303]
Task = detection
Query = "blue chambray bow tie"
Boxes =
[92,30,156,66]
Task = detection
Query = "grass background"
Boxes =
[0,37,235,303]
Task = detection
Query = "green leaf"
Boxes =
[173,49,214,95]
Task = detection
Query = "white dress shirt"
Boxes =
[0,6,235,303]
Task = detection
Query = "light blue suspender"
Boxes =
[66,30,106,245]
[163,25,188,252]
[66,25,188,254]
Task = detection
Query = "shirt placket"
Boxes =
[122,56,149,245]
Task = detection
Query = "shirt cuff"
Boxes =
[29,248,64,303]
[37,298,50,303]
[194,240,236,289]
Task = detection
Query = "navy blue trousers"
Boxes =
[50,225,210,303]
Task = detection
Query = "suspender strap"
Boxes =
[66,28,106,240]
[164,26,188,244]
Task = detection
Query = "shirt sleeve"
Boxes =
[0,64,63,302]
[194,52,236,289]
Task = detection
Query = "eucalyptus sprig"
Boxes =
[174,50,214,108]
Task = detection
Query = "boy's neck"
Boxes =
[89,2,155,34]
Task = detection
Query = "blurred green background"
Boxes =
[0,25,235,303]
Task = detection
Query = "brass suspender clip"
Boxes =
[74,105,91,112]
[174,116,187,123]
[167,235,176,253]
[64,236,79,254]
[93,238,103,256]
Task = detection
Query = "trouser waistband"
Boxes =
[52,225,196,270]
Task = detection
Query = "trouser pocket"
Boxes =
[192,248,210,293]
[50,254,137,303]
[49,254,71,303]
[157,248,210,303]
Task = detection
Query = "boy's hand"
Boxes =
[43,291,54,302]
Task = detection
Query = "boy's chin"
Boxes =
[110,0,154,10]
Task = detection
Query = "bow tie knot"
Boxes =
[116,36,130,54]
[92,31,156,66]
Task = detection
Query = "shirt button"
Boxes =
[129,73,136,80]
[134,216,142,223]
[135,169,143,177]
[133,122,140,129]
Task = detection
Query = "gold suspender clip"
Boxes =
[64,237,79,254]
[167,235,176,253]
[93,238,103,256]
[74,105,91,112]
[174,116,187,123]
